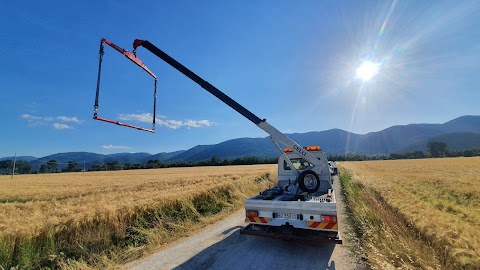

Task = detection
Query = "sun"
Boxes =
[356,61,380,82]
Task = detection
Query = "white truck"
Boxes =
[241,146,341,243]
[94,38,341,244]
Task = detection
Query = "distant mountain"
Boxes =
[174,138,277,162]
[144,150,186,162]
[33,152,105,163]
[29,152,107,170]
[164,115,480,161]
[166,145,215,162]
[0,156,37,162]
[400,132,480,152]
[443,115,480,133]
[105,152,152,164]
[3,115,479,166]
[355,115,480,154]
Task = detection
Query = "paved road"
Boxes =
[128,177,365,270]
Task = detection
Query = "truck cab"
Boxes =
[277,146,333,193]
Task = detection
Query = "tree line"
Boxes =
[0,159,78,175]
[0,160,32,175]
[90,156,278,171]
[2,142,479,175]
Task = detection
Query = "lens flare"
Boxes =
[356,61,380,82]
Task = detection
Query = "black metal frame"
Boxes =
[94,38,158,133]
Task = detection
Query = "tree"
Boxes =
[124,163,132,170]
[110,160,122,170]
[210,156,221,165]
[145,160,162,169]
[427,142,447,158]
[39,164,48,173]
[15,161,32,174]
[389,153,403,160]
[463,150,474,157]
[92,164,103,171]
[65,161,78,172]
[47,160,58,173]
[412,151,426,159]
[104,160,122,171]
[0,160,13,175]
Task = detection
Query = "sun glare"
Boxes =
[356,61,380,82]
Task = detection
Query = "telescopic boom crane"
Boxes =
[131,39,325,175]
[94,38,332,193]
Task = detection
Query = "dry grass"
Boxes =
[339,157,480,269]
[0,165,276,269]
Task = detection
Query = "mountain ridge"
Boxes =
[2,115,479,166]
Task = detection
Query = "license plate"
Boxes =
[276,213,297,220]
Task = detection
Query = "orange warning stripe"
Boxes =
[246,216,269,223]
[307,221,338,230]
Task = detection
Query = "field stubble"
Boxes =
[339,157,480,270]
[0,165,276,269]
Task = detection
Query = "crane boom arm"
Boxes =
[132,39,321,166]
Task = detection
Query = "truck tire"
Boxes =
[298,170,320,193]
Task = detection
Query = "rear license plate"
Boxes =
[276,213,297,220]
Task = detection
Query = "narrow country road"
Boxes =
[127,176,365,270]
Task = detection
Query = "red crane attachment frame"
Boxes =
[93,38,157,133]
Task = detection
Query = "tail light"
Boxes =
[246,210,258,217]
[323,215,337,223]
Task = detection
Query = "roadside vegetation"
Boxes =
[339,157,480,269]
[0,165,276,269]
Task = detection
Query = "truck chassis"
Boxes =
[241,224,342,244]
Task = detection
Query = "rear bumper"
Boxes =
[240,224,342,244]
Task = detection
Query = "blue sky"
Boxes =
[1,0,479,157]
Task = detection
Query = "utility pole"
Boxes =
[11,153,16,179]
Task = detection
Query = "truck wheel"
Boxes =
[298,170,320,193]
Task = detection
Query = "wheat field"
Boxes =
[339,157,480,269]
[0,165,276,269]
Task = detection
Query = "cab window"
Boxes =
[284,158,312,170]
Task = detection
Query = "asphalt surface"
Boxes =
[128,176,365,270]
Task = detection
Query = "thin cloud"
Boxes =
[21,114,53,122]
[21,114,83,129]
[101,144,132,149]
[184,120,214,128]
[118,113,154,123]
[57,116,83,123]
[52,123,72,129]
[118,113,166,123]
[118,113,214,129]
